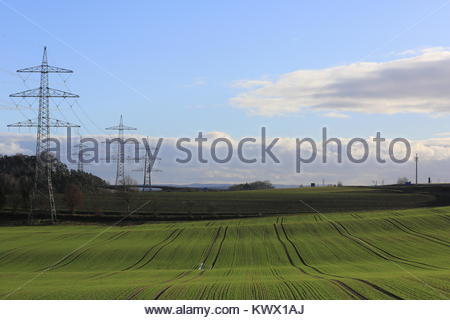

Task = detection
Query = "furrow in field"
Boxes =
[323,216,441,270]
[273,223,364,299]
[128,227,224,299]
[125,271,190,300]
[152,227,225,299]
[39,230,134,272]
[135,229,184,270]
[201,227,223,268]
[279,219,402,299]
[85,230,183,280]
[107,231,130,241]
[298,200,436,269]
[270,267,300,299]
[153,271,205,300]
[37,247,91,272]
[122,229,182,271]
[385,218,450,247]
[0,248,18,263]
[337,220,446,270]
[210,226,228,269]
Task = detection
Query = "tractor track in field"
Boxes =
[211,226,228,269]
[279,218,403,300]
[270,267,302,299]
[385,218,450,247]
[39,247,91,271]
[264,221,301,299]
[298,200,442,270]
[85,229,183,280]
[324,215,443,270]
[134,229,184,270]
[125,271,190,300]
[152,227,224,299]
[38,230,133,272]
[127,227,224,300]
[107,231,130,241]
[438,214,450,223]
[153,271,206,300]
[122,229,183,271]
[273,222,366,300]
[0,248,18,263]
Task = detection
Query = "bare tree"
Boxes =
[119,175,138,191]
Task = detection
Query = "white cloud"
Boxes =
[395,47,450,56]
[2,130,450,185]
[231,80,273,88]
[230,48,450,116]
[323,112,350,118]
[434,131,450,136]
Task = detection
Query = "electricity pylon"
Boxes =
[143,153,162,192]
[106,115,137,186]
[133,140,162,191]
[7,47,79,224]
[73,136,91,172]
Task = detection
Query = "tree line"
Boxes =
[0,154,107,213]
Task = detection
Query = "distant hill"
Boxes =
[158,183,300,190]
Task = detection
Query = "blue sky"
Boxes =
[1,1,450,184]
[1,0,450,138]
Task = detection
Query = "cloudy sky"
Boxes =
[1,1,450,185]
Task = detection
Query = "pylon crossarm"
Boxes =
[10,88,79,98]
[7,119,38,127]
[17,65,73,73]
[48,119,80,127]
[105,125,137,131]
[7,118,80,128]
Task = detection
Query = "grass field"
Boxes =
[0,195,449,299]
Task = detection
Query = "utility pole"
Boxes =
[8,47,79,224]
[106,115,137,186]
[415,153,418,184]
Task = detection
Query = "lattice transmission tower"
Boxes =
[106,115,137,186]
[7,47,79,224]
[73,136,91,172]
[132,139,162,191]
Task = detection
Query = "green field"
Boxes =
[1,189,449,299]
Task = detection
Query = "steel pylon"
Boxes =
[8,47,79,224]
